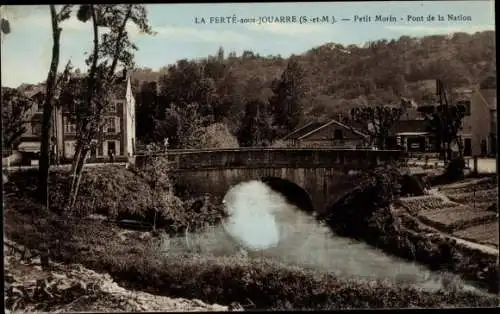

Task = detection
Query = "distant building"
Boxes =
[387,119,435,153]
[281,119,369,148]
[467,87,496,156]
[16,75,136,163]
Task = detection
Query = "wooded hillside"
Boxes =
[131,31,495,118]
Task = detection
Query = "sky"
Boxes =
[0,1,495,88]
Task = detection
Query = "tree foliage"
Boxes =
[269,57,308,138]
[237,99,274,147]
[1,88,33,150]
[64,4,154,211]
[418,103,466,161]
[351,105,403,149]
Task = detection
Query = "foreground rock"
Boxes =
[4,240,231,313]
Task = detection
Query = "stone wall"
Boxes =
[135,148,401,171]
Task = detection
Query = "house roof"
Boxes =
[389,119,428,135]
[281,121,326,140]
[284,119,369,141]
[477,88,497,110]
[20,75,132,100]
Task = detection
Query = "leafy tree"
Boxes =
[351,105,403,149]
[164,102,206,149]
[136,80,159,143]
[1,87,33,150]
[237,99,274,147]
[66,4,154,210]
[418,103,466,162]
[158,59,217,124]
[269,57,307,139]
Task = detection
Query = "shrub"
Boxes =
[7,164,224,235]
[399,174,426,197]
[199,123,239,149]
[444,157,466,181]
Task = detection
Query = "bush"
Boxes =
[399,174,426,197]
[6,165,225,235]
[444,157,465,181]
[199,123,239,149]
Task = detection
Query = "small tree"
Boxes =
[67,4,154,211]
[351,105,402,149]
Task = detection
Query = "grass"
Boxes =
[3,196,499,310]
[447,189,498,204]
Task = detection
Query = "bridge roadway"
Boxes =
[134,148,402,214]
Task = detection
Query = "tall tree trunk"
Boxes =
[38,5,61,209]
[67,5,99,212]
[68,5,133,211]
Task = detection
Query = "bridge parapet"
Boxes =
[134,148,402,171]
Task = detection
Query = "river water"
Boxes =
[161,180,489,295]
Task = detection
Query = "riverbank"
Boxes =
[4,167,499,311]
[323,170,498,294]
[4,198,499,311]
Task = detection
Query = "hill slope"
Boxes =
[132,31,495,116]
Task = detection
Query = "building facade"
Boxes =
[281,119,369,148]
[465,88,496,156]
[17,76,136,164]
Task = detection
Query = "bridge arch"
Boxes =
[135,148,402,212]
[260,176,315,214]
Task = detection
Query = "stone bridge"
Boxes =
[134,148,402,214]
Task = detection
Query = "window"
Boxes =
[103,117,120,133]
[333,129,344,140]
[64,119,77,134]
[64,140,77,158]
[31,122,42,135]
[458,100,471,116]
[107,101,118,113]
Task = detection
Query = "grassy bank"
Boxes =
[4,196,498,310]
[5,166,226,234]
[321,168,499,294]
[4,167,500,309]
